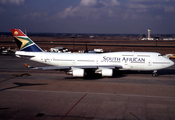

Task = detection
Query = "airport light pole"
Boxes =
[84,42,90,53]
[71,35,75,52]
[154,37,159,52]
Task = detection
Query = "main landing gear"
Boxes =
[152,70,158,77]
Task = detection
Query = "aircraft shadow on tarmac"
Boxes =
[0,73,32,83]
[0,107,10,110]
[114,69,175,76]
[156,69,175,75]
[64,72,127,80]
[0,82,48,92]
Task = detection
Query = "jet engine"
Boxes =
[67,69,85,77]
[66,69,85,77]
[102,69,113,76]
[96,69,113,77]
[73,69,85,77]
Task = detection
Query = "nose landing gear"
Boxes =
[152,70,157,77]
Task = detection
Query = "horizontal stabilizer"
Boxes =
[24,64,35,69]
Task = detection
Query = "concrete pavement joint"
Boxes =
[7,89,175,99]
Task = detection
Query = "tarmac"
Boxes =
[0,53,175,120]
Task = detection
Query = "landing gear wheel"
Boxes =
[152,73,157,77]
[152,70,158,77]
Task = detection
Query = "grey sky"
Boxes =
[0,0,175,34]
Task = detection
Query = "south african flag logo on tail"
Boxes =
[11,29,43,52]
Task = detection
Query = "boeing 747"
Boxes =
[11,29,174,77]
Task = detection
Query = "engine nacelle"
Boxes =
[102,69,113,77]
[73,69,85,77]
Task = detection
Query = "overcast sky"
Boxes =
[0,0,175,34]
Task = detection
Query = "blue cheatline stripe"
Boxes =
[20,44,43,52]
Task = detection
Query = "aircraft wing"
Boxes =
[74,65,122,69]
[24,64,122,70]
[24,64,71,70]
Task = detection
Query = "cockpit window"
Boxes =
[158,54,162,56]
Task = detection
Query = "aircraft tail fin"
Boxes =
[11,29,43,52]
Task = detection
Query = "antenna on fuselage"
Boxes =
[25,28,27,35]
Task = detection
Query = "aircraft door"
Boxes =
[122,57,131,70]
[72,58,76,65]
[96,59,99,65]
[44,58,51,63]
[148,60,152,66]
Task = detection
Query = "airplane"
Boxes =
[11,29,174,77]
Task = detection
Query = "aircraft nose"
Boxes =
[170,60,174,66]
[162,58,174,68]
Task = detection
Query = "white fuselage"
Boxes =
[16,51,174,71]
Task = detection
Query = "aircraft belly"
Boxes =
[131,65,145,70]
[122,62,146,70]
